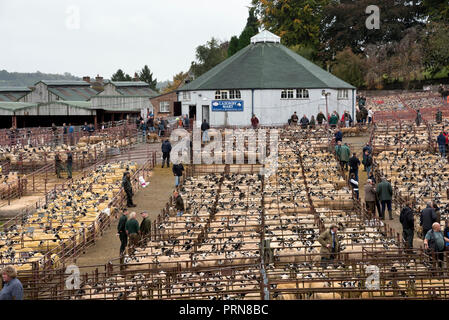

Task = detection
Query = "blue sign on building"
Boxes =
[211,100,244,112]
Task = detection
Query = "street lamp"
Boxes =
[321,90,331,120]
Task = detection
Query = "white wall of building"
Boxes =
[180,89,355,127]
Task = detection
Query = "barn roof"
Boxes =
[0,87,32,102]
[0,102,37,111]
[108,81,158,97]
[178,34,355,91]
[38,80,90,86]
[47,86,98,101]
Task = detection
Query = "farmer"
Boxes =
[251,114,259,129]
[424,222,449,268]
[55,153,64,179]
[173,191,184,217]
[122,171,136,208]
[348,152,360,181]
[125,212,140,255]
[316,111,326,125]
[172,161,184,187]
[299,115,309,129]
[0,266,23,300]
[161,139,172,168]
[66,149,73,179]
[400,201,415,250]
[376,177,393,220]
[117,209,129,256]
[420,201,438,240]
[364,179,377,220]
[318,225,340,267]
[139,211,151,241]
[201,119,210,142]
[290,112,299,126]
[437,131,446,157]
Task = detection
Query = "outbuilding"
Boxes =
[177,31,356,127]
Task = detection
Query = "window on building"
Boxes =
[183,92,191,101]
[338,89,349,100]
[296,89,309,99]
[215,90,241,100]
[229,90,241,99]
[160,101,170,113]
[281,89,294,99]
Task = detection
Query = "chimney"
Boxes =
[83,76,91,83]
[134,72,139,82]
[95,74,103,84]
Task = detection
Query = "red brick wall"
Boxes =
[150,92,178,118]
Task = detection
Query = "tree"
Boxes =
[139,65,158,90]
[161,71,190,94]
[190,38,229,78]
[289,44,323,68]
[320,0,424,62]
[422,22,449,77]
[228,8,259,57]
[228,36,240,57]
[389,28,423,89]
[252,0,330,48]
[422,0,449,22]
[331,48,365,88]
[111,69,132,81]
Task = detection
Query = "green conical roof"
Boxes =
[178,42,355,91]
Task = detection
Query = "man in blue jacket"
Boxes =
[161,139,172,168]
[334,129,343,143]
[437,132,446,157]
[0,266,23,300]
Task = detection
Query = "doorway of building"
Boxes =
[202,105,210,123]
[174,102,182,117]
[189,105,196,120]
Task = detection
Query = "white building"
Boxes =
[177,31,356,127]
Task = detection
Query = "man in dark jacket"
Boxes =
[334,129,343,143]
[125,212,140,255]
[122,171,136,207]
[420,202,438,240]
[66,149,73,179]
[362,143,372,171]
[161,139,172,168]
[400,201,415,250]
[299,115,309,129]
[318,225,340,267]
[415,109,422,126]
[436,109,443,124]
[117,209,129,256]
[437,132,446,157]
[139,211,151,242]
[172,162,184,187]
[376,177,393,220]
[173,191,184,216]
[316,111,326,125]
[201,119,210,142]
[290,112,298,125]
[363,150,373,177]
[55,153,64,179]
[348,153,360,181]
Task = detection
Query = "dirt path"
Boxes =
[343,134,422,248]
[69,166,175,270]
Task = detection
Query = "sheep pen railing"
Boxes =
[0,155,156,296]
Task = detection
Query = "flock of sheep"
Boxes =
[0,161,137,274]
[62,126,449,301]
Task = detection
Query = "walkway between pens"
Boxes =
[67,166,175,270]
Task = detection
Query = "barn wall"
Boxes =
[19,82,48,103]
[98,84,120,96]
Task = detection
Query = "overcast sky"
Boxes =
[0,0,252,81]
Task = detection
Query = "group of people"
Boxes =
[399,199,449,267]
[117,209,151,257]
[289,108,374,129]
[137,115,170,141]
